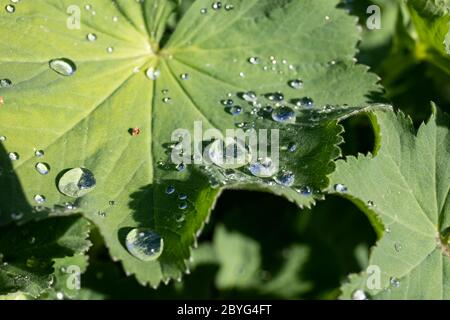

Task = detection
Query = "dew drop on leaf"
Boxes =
[57,167,96,198]
[125,228,164,262]
[248,57,260,65]
[242,91,257,102]
[334,183,348,193]
[86,33,97,42]
[179,202,188,210]
[0,136,6,142]
[289,79,304,89]
[5,4,15,13]
[0,79,12,88]
[272,106,296,123]
[248,157,278,178]
[8,152,19,161]
[35,150,44,157]
[49,58,77,76]
[207,138,252,169]
[212,1,222,10]
[390,277,400,288]
[274,170,295,186]
[35,162,50,175]
[180,73,189,80]
[394,243,402,252]
[33,194,46,204]
[351,289,367,300]
[166,185,175,195]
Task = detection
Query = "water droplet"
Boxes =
[166,186,175,195]
[11,212,23,220]
[394,243,402,252]
[162,97,171,104]
[212,1,222,10]
[5,4,15,13]
[272,106,295,123]
[248,57,260,65]
[57,167,96,198]
[86,33,97,41]
[106,46,114,53]
[178,194,187,200]
[297,186,312,196]
[224,4,234,11]
[288,143,297,152]
[34,194,46,204]
[293,97,314,108]
[249,157,278,178]
[289,79,304,89]
[227,105,242,116]
[8,152,19,161]
[390,277,400,288]
[367,200,374,207]
[274,170,295,186]
[176,163,186,172]
[35,162,50,175]
[0,79,13,88]
[207,138,252,169]
[351,289,367,300]
[125,228,163,262]
[56,292,64,300]
[239,72,245,78]
[109,200,116,206]
[221,99,234,106]
[200,8,207,14]
[49,58,77,76]
[267,92,284,102]
[112,16,119,22]
[242,91,257,102]
[35,150,44,157]
[180,73,189,80]
[0,136,6,142]
[334,183,348,193]
[179,202,188,210]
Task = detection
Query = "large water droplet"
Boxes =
[249,157,278,178]
[207,138,252,169]
[57,167,96,198]
[272,106,295,123]
[49,58,77,76]
[125,228,163,262]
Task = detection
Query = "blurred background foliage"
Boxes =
[3,0,449,300]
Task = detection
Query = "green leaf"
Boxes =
[0,216,91,298]
[407,0,450,73]
[329,106,450,299]
[0,0,380,286]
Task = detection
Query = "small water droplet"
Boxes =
[57,167,96,198]
[35,150,44,157]
[274,170,295,186]
[351,289,367,300]
[224,4,234,11]
[200,8,207,14]
[125,228,163,262]
[212,1,222,10]
[227,105,242,116]
[180,73,189,80]
[49,58,77,76]
[162,97,172,104]
[289,79,304,89]
[5,4,15,13]
[334,183,348,193]
[35,162,50,175]
[8,152,19,161]
[249,157,278,178]
[267,92,284,102]
[176,163,186,172]
[221,99,234,106]
[0,136,6,142]
[179,202,188,210]
[166,186,175,195]
[106,46,114,53]
[178,194,187,200]
[56,292,64,300]
[11,212,23,220]
[367,200,374,207]
[390,277,400,288]
[297,186,312,196]
[0,79,13,88]
[293,97,314,108]
[242,91,257,102]
[86,33,97,42]
[248,57,260,65]
[394,243,402,252]
[109,200,116,206]
[34,194,46,204]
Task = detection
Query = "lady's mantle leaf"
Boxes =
[0,0,380,286]
[330,106,450,299]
